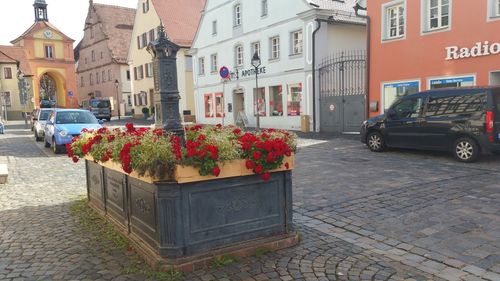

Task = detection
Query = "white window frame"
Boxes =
[212,20,217,35]
[235,45,244,67]
[291,30,303,55]
[234,4,242,27]
[487,0,500,20]
[261,0,268,17]
[198,57,205,76]
[421,0,451,34]
[251,42,261,59]
[270,36,280,60]
[427,74,476,90]
[382,1,406,41]
[210,54,218,73]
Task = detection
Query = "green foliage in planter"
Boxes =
[142,107,150,114]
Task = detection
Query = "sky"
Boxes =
[0,0,138,45]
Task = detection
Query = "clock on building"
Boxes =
[43,30,53,39]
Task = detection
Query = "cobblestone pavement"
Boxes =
[0,122,499,280]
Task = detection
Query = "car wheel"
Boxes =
[453,137,479,163]
[367,131,386,152]
[35,131,40,142]
[44,138,51,148]
[52,138,63,154]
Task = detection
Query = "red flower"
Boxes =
[197,134,206,141]
[216,124,222,129]
[252,151,262,160]
[245,160,255,169]
[242,142,251,151]
[254,165,263,174]
[233,128,241,135]
[265,152,275,163]
[261,172,271,181]
[101,154,110,162]
[153,129,164,137]
[285,162,290,169]
[72,156,79,163]
[197,149,207,159]
[213,166,221,177]
[107,135,115,142]
[125,122,136,133]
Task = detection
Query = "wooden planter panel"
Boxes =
[104,168,128,230]
[86,160,105,212]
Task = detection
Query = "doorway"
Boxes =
[233,91,245,126]
[490,71,500,86]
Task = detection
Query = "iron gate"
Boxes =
[319,51,366,133]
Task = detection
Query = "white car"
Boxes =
[34,109,54,141]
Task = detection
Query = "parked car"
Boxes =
[81,98,112,121]
[44,109,103,154]
[361,86,500,162]
[33,108,54,141]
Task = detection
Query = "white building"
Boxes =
[191,0,367,131]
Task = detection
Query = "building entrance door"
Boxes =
[233,91,246,126]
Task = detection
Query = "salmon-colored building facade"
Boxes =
[368,0,500,117]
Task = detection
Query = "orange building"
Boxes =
[368,0,500,117]
[10,0,78,109]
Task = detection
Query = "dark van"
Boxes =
[361,86,500,162]
[81,99,112,121]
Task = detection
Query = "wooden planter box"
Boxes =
[85,157,297,271]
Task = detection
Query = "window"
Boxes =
[215,93,224,117]
[291,31,303,55]
[143,0,149,13]
[424,94,486,118]
[212,21,217,35]
[252,42,260,58]
[210,54,218,73]
[91,50,95,62]
[90,26,94,39]
[134,92,148,106]
[185,56,193,71]
[108,69,112,81]
[137,36,141,49]
[204,94,214,117]
[127,95,132,106]
[100,52,103,59]
[390,98,423,119]
[85,57,88,64]
[234,4,242,27]
[429,76,475,89]
[287,84,301,116]
[261,0,268,17]
[198,57,205,75]
[488,0,500,18]
[96,72,100,84]
[44,45,54,59]
[149,28,156,43]
[3,67,12,79]
[269,85,283,116]
[382,81,420,111]
[80,76,84,87]
[384,3,405,39]
[254,87,266,116]
[102,71,106,82]
[90,73,94,85]
[145,63,153,77]
[3,92,11,107]
[141,33,147,48]
[497,0,500,16]
[235,45,243,66]
[426,0,450,31]
[138,65,144,79]
[126,70,131,80]
[270,36,280,60]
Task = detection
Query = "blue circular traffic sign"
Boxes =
[219,66,229,79]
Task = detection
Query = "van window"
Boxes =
[424,93,486,118]
[391,98,422,119]
[89,100,111,108]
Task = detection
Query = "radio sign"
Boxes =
[445,41,500,60]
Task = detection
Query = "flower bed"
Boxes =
[69,123,297,182]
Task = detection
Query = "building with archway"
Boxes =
[8,0,78,114]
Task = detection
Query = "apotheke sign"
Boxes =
[445,41,500,60]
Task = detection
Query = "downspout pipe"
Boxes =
[354,6,371,120]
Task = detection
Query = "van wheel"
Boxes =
[367,131,386,152]
[453,137,479,163]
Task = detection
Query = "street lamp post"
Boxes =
[114,79,121,120]
[251,51,261,130]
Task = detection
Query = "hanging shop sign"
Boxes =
[445,41,500,60]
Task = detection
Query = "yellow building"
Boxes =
[7,0,78,117]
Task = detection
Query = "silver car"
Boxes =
[34,109,54,141]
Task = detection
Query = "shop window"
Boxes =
[215,93,224,117]
[3,67,12,79]
[382,80,419,111]
[204,94,214,118]
[270,36,280,60]
[429,75,475,89]
[382,1,405,40]
[291,31,303,55]
[269,85,283,116]
[253,87,265,117]
[287,84,301,116]
[422,0,450,32]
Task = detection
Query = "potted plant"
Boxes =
[141,107,149,119]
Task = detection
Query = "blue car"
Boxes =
[44,109,103,154]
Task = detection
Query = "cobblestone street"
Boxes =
[0,122,499,281]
